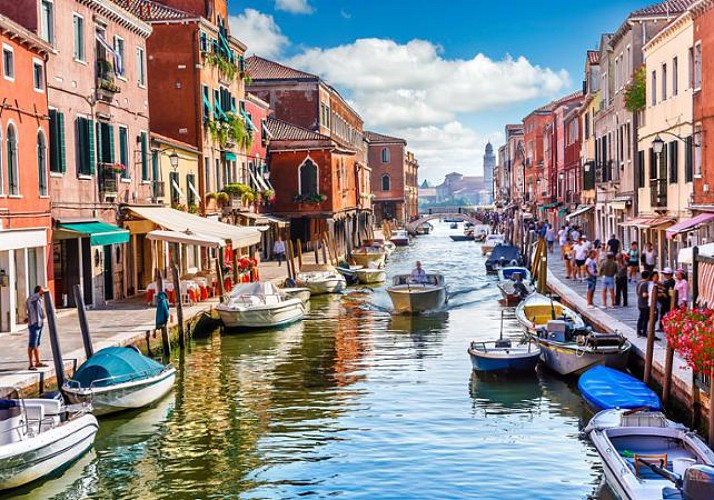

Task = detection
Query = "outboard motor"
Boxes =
[682,464,714,500]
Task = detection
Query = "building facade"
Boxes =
[365,131,413,224]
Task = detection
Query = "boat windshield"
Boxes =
[392,274,443,286]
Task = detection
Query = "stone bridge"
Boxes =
[406,212,485,234]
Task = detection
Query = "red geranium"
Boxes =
[663,307,714,372]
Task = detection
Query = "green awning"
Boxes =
[539,201,562,210]
[57,221,130,246]
[223,151,237,161]
[558,208,568,217]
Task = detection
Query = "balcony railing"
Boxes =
[650,178,667,208]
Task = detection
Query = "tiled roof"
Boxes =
[364,131,407,145]
[587,50,600,65]
[534,91,584,113]
[631,0,696,17]
[111,0,193,22]
[265,118,330,142]
[246,56,318,81]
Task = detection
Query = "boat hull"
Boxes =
[450,235,475,242]
[387,286,447,313]
[0,414,98,490]
[296,277,346,295]
[536,340,630,376]
[515,293,586,333]
[280,287,311,304]
[355,269,387,284]
[390,237,409,247]
[351,252,385,268]
[468,348,540,373]
[64,367,177,416]
[217,301,305,329]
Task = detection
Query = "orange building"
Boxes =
[0,13,52,331]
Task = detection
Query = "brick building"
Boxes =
[0,14,52,331]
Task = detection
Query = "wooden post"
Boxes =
[332,234,340,264]
[644,282,657,385]
[171,263,185,350]
[232,247,239,285]
[44,292,65,389]
[215,256,226,303]
[72,284,94,359]
[145,330,152,357]
[662,290,676,407]
[287,240,296,279]
[692,369,702,430]
[692,246,699,305]
[156,270,171,362]
[321,237,329,265]
[296,238,303,268]
[313,238,320,265]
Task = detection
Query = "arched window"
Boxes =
[381,174,391,191]
[299,158,318,196]
[7,124,18,195]
[37,131,47,196]
[381,147,390,163]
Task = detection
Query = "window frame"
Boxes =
[113,35,126,78]
[651,70,657,106]
[672,56,678,97]
[72,13,85,62]
[381,174,391,192]
[298,157,319,196]
[136,46,146,87]
[6,122,19,196]
[37,129,48,196]
[32,58,44,92]
[40,0,54,46]
[2,44,14,81]
[381,147,390,164]
[694,42,702,91]
[118,125,130,180]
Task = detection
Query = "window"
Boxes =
[694,42,702,90]
[40,0,54,45]
[48,110,66,173]
[113,36,125,77]
[33,60,44,91]
[37,132,47,196]
[661,63,667,101]
[668,141,678,184]
[76,116,95,176]
[6,124,18,195]
[694,126,702,177]
[118,126,129,179]
[199,31,208,52]
[169,171,180,205]
[651,71,657,106]
[381,174,391,191]
[202,85,211,120]
[381,148,390,163]
[2,45,14,80]
[151,150,159,184]
[685,136,693,183]
[72,14,84,61]
[204,157,210,193]
[637,150,645,188]
[139,131,148,180]
[187,173,196,207]
[96,122,114,164]
[673,57,678,96]
[215,158,220,190]
[298,158,318,195]
[136,47,146,86]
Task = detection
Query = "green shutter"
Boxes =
[95,122,103,165]
[141,132,148,180]
[108,124,115,163]
[88,119,95,175]
[48,110,59,172]
[58,112,66,172]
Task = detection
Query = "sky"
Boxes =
[228,0,651,184]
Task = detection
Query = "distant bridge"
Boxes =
[406,212,486,234]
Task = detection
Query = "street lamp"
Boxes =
[169,151,179,171]
[652,135,665,155]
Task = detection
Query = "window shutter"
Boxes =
[48,110,59,172]
[685,136,693,182]
[108,124,115,163]
[58,112,66,172]
[141,132,148,180]
[669,141,677,184]
[95,122,103,165]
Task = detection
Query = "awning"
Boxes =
[621,216,675,229]
[565,205,594,221]
[538,201,562,211]
[223,151,237,161]
[256,214,288,227]
[678,243,714,265]
[57,221,130,246]
[126,206,261,248]
[147,229,225,248]
[665,213,714,240]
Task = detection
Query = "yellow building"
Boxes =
[637,10,694,268]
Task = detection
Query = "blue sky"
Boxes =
[229,0,651,183]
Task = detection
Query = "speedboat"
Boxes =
[0,388,99,490]
[450,232,475,242]
[585,408,714,500]
[416,222,432,235]
[533,319,630,375]
[481,234,505,255]
[497,266,532,283]
[578,366,661,412]
[280,287,311,304]
[515,292,585,333]
[351,246,386,268]
[63,346,176,416]
[387,273,448,314]
[217,281,305,329]
[335,264,361,285]
[468,338,540,373]
[296,268,347,295]
[390,230,410,247]
[485,245,522,273]
[355,267,387,284]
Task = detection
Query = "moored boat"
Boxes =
[415,222,433,235]
[351,246,386,268]
[335,264,361,285]
[296,268,347,295]
[468,339,540,373]
[496,266,533,305]
[355,267,387,284]
[515,292,585,333]
[280,287,311,304]
[0,388,99,491]
[387,273,448,314]
[449,222,458,229]
[485,245,522,273]
[217,281,305,329]
[449,232,475,242]
[578,365,661,412]
[390,230,410,247]
[63,346,176,416]
[585,408,714,499]
[481,234,504,255]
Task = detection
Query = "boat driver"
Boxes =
[410,261,428,284]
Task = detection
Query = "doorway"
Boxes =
[103,245,114,301]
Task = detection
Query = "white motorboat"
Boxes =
[481,233,505,255]
[585,409,714,499]
[0,388,99,490]
[387,273,448,313]
[515,292,585,333]
[390,230,410,247]
[355,267,387,284]
[280,287,311,304]
[217,281,305,329]
[296,267,347,295]
[382,241,396,256]
[63,346,176,416]
[351,246,386,268]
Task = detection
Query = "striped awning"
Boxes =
[697,261,714,308]
[665,213,714,239]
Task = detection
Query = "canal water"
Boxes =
[9,223,612,499]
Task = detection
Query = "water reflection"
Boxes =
[469,370,543,414]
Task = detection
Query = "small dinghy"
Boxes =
[0,388,98,490]
[217,281,305,329]
[387,273,448,314]
[496,267,533,306]
[355,267,387,284]
[585,408,714,500]
[390,230,410,247]
[579,366,661,412]
[351,246,386,268]
[280,287,311,304]
[63,346,176,416]
[468,312,540,373]
[296,267,347,295]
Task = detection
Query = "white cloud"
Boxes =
[228,9,289,59]
[288,38,570,128]
[275,0,313,14]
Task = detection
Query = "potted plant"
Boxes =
[216,191,230,207]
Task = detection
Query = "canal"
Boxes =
[10,222,610,499]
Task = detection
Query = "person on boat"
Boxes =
[410,261,428,284]
[26,286,47,371]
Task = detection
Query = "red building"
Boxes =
[0,13,52,331]
[692,0,714,210]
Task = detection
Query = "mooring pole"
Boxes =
[296,238,303,269]
[644,282,657,385]
[287,240,296,279]
[692,246,699,305]
[662,289,676,408]
[171,263,185,350]
[44,292,65,389]
[72,284,94,359]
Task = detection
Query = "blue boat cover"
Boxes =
[485,245,522,269]
[71,346,164,388]
[578,365,661,411]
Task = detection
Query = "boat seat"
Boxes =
[662,487,684,499]
[633,453,669,478]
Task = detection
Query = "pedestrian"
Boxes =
[562,239,573,279]
[26,285,47,371]
[607,234,621,255]
[573,237,589,280]
[571,226,581,243]
[273,236,286,267]
[558,226,568,247]
[597,242,608,266]
[636,271,652,338]
[599,252,618,309]
[546,225,556,253]
[674,269,689,309]
[650,270,664,331]
[643,242,657,273]
[627,242,640,282]
[585,249,599,309]
[615,252,629,307]
[660,267,676,324]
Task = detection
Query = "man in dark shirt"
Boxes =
[659,267,676,330]
[607,235,621,255]
[636,271,652,338]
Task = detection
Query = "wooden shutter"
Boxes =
[140,132,148,180]
[58,112,66,172]
[87,118,95,175]
[108,124,115,163]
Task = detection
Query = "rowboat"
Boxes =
[217,281,305,329]
[468,339,540,373]
[0,388,98,490]
[387,273,448,314]
[390,230,410,247]
[585,409,714,499]
[351,246,386,268]
[578,366,661,412]
[355,267,387,284]
[63,346,177,416]
[515,292,585,333]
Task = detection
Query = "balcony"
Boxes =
[153,180,165,200]
[650,178,667,208]
[99,163,119,197]
[96,59,121,102]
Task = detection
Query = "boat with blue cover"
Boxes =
[63,346,176,416]
[578,366,661,412]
